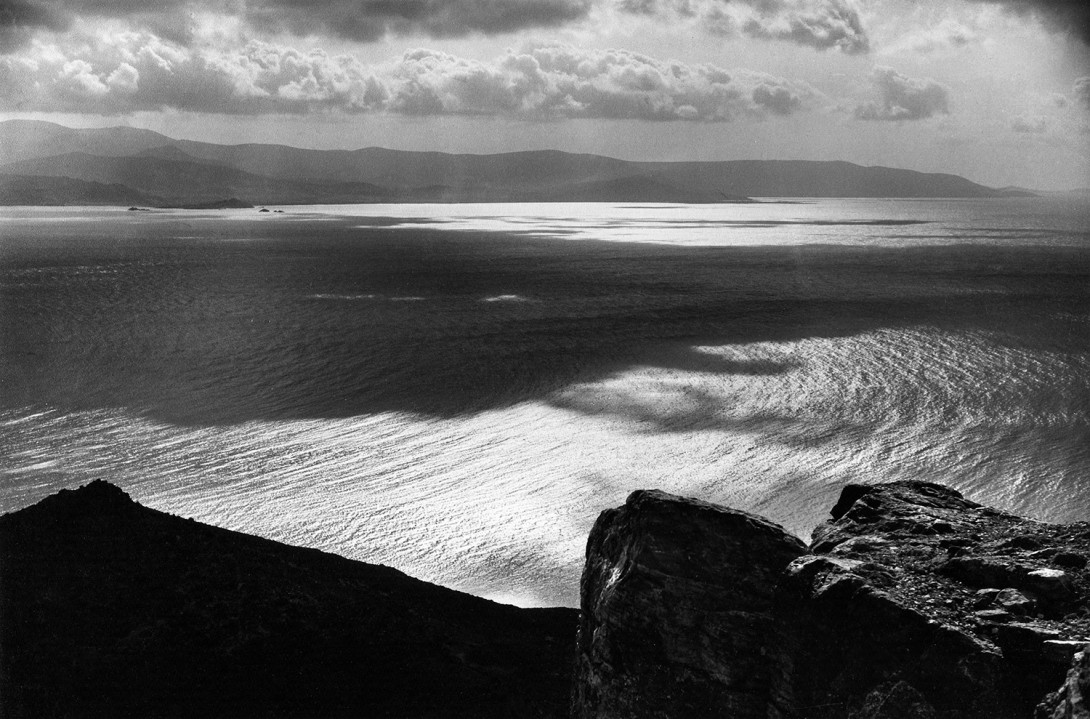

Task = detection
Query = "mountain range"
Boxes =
[0,120,1037,206]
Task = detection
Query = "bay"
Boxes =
[2,198,1088,606]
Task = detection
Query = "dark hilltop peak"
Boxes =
[58,478,131,503]
[0,483,577,719]
[26,479,136,519]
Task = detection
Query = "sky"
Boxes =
[1,0,1089,189]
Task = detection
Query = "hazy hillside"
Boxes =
[0,174,154,206]
[0,120,1035,205]
[642,159,1023,198]
[0,120,173,164]
[0,151,393,206]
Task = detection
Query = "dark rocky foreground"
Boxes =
[0,481,577,718]
[575,481,1090,718]
[4,480,1090,718]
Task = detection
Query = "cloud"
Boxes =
[854,66,950,121]
[964,0,1090,46]
[620,0,869,54]
[1075,76,1090,111]
[0,35,815,120]
[882,18,978,55]
[0,0,872,53]
[246,0,595,42]
[737,0,869,53]
[1010,114,1048,133]
[0,0,70,51]
[0,34,390,113]
[0,0,596,51]
[389,46,814,120]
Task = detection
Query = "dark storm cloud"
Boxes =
[0,0,69,51]
[965,0,1090,45]
[0,0,595,50]
[247,0,594,41]
[2,0,869,53]
[854,66,950,121]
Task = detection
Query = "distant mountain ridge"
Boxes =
[0,119,1037,206]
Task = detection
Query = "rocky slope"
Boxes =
[6,479,1089,718]
[0,481,577,719]
[575,481,1090,718]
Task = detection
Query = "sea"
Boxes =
[2,198,1089,607]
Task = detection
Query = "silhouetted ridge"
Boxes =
[33,479,135,516]
[0,481,577,719]
[8,478,1090,718]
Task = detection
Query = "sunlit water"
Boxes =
[2,199,1089,606]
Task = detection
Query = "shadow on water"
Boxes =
[2,217,1089,427]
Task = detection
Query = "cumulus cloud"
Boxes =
[883,18,978,55]
[964,0,1090,46]
[0,33,390,112]
[738,0,869,53]
[620,0,869,53]
[0,35,815,120]
[854,65,950,121]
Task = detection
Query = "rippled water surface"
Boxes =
[2,199,1089,606]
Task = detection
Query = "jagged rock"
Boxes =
[572,489,806,719]
[576,481,1090,718]
[1045,641,1090,665]
[988,622,1063,656]
[976,608,1014,622]
[1037,645,1090,719]
[850,681,937,719]
[808,481,1090,713]
[943,556,1028,588]
[996,588,1038,615]
[787,543,1013,718]
[1028,569,1077,601]
[1057,554,1090,570]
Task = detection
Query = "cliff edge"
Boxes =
[575,481,1090,718]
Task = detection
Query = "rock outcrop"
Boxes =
[573,490,806,718]
[1038,644,1090,719]
[574,481,1090,718]
[7,479,1089,718]
[0,481,577,719]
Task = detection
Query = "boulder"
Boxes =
[572,489,806,719]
